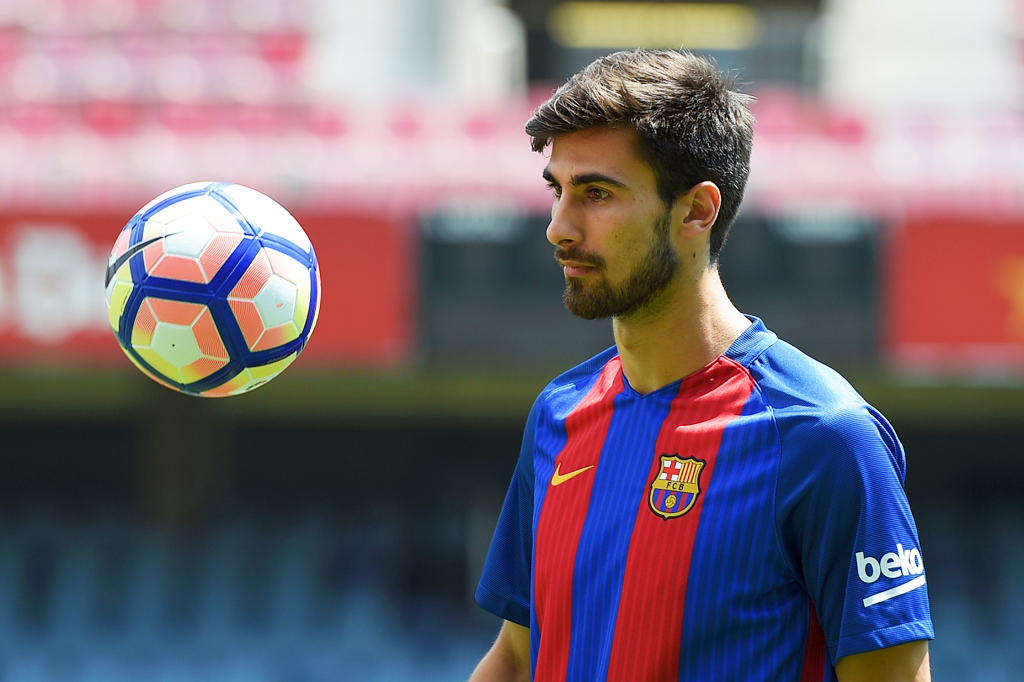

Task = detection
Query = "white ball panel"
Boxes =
[220,184,311,252]
[138,182,214,216]
[254,274,297,328]
[162,214,216,258]
[149,195,229,227]
[151,322,203,368]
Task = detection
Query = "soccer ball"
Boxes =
[105,182,320,397]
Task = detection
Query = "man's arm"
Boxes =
[468,620,530,682]
[836,640,930,682]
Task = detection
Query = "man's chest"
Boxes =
[529,395,789,633]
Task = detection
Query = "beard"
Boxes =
[556,211,679,321]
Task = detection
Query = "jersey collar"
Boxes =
[723,315,778,368]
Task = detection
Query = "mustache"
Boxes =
[554,246,606,269]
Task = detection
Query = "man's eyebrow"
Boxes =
[541,168,629,189]
[570,172,628,189]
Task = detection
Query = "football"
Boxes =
[104,182,320,397]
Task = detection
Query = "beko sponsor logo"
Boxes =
[855,543,927,608]
[856,543,924,583]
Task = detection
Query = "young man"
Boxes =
[470,50,933,682]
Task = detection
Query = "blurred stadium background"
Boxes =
[0,0,1021,679]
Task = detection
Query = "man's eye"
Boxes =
[548,185,562,198]
[588,188,609,200]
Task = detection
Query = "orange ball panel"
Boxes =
[132,300,158,345]
[200,234,244,281]
[112,229,131,259]
[229,299,265,349]
[192,308,228,359]
[148,298,205,326]
[230,250,272,299]
[181,356,229,384]
[150,255,208,284]
[143,241,164,274]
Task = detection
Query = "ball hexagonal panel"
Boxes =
[162,214,216,258]
[293,269,313,333]
[149,195,245,235]
[124,351,178,392]
[266,248,308,285]
[108,227,131,263]
[229,253,302,352]
[105,260,134,333]
[130,298,229,385]
[199,233,245,282]
[151,322,203,368]
[228,249,270,350]
[141,194,249,285]
[255,275,297,328]
[221,184,311,253]
[203,352,297,398]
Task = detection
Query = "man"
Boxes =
[469,50,933,682]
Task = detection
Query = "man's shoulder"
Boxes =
[531,345,619,413]
[748,337,867,415]
[541,345,619,396]
[747,335,904,478]
[725,317,872,424]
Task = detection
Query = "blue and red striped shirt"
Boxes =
[476,317,933,682]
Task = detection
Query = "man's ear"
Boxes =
[675,181,722,239]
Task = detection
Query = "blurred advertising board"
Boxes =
[0,212,414,368]
[886,219,1024,376]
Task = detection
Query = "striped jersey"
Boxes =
[475,317,933,682]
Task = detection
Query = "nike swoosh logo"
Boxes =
[551,463,595,486]
[105,234,164,287]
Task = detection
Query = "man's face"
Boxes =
[543,127,680,320]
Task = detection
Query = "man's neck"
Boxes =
[612,267,751,395]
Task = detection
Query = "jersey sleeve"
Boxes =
[474,396,540,627]
[774,403,934,663]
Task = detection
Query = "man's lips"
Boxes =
[558,260,598,277]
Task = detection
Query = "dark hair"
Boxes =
[525,49,755,264]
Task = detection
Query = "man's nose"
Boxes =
[546,197,582,247]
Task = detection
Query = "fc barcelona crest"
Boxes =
[649,455,705,520]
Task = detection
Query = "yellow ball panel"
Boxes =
[123,349,179,392]
[106,280,133,332]
[201,352,298,398]
[135,346,181,384]
[293,275,311,332]
[247,352,298,382]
